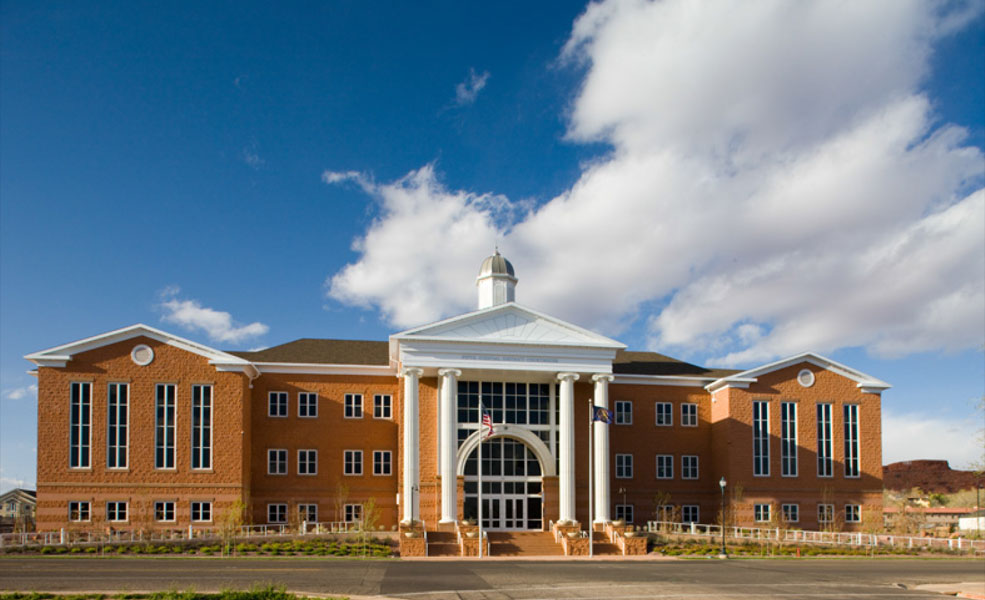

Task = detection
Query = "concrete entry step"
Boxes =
[487,531,564,557]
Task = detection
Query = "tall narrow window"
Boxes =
[844,404,860,478]
[817,403,833,477]
[345,394,363,418]
[656,454,674,479]
[70,382,91,468]
[614,401,632,425]
[752,400,769,476]
[107,383,128,468]
[780,401,797,477]
[155,384,176,469]
[681,455,699,479]
[191,385,212,470]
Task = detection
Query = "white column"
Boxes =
[438,368,461,524]
[557,372,579,523]
[401,367,423,524]
[592,374,614,524]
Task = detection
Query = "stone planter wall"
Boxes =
[561,534,590,556]
[399,535,427,557]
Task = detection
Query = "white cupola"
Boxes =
[476,249,517,309]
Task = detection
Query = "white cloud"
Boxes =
[0,476,29,493]
[882,408,983,468]
[159,287,269,344]
[3,384,37,401]
[242,140,264,170]
[454,68,490,106]
[324,0,985,366]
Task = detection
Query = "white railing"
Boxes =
[0,519,366,549]
[645,520,985,553]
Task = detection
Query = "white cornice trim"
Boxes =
[252,362,396,376]
[612,374,718,388]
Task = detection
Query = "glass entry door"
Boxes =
[464,437,544,530]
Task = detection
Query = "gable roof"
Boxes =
[24,323,254,371]
[613,350,740,378]
[705,351,891,393]
[392,302,626,349]
[228,339,390,365]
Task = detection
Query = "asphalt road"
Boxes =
[1,556,983,599]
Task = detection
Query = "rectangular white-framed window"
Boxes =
[681,403,698,427]
[614,400,632,425]
[682,505,699,523]
[780,401,798,477]
[782,503,799,523]
[752,400,770,476]
[298,503,318,522]
[344,450,363,475]
[191,501,212,522]
[844,404,860,478]
[298,449,317,475]
[374,394,392,419]
[268,449,287,475]
[845,504,861,523]
[344,394,363,419]
[298,392,318,418]
[753,503,771,523]
[267,503,287,524]
[373,450,392,476]
[69,382,92,469]
[154,501,175,522]
[106,382,129,469]
[268,391,288,417]
[655,402,673,426]
[344,503,363,523]
[817,503,834,524]
[106,501,128,522]
[817,403,833,477]
[191,385,212,470]
[615,453,633,478]
[155,384,176,469]
[682,455,699,479]
[69,501,90,522]
[656,454,674,479]
[614,504,634,524]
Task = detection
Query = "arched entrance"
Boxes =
[462,437,544,530]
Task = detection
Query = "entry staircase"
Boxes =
[422,528,625,557]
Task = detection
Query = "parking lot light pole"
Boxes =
[719,477,727,559]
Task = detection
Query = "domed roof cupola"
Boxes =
[476,249,517,309]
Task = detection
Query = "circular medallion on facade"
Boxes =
[131,344,154,366]
[797,368,815,388]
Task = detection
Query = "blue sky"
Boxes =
[2,1,983,493]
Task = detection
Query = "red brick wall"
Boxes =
[35,336,249,531]
[249,373,399,528]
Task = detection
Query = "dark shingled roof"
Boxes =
[228,339,737,379]
[228,339,390,365]
[613,350,740,379]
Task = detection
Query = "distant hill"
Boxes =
[883,460,982,493]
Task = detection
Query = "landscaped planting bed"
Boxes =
[1,536,394,558]
[0,586,343,600]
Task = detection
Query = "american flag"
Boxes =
[481,411,494,439]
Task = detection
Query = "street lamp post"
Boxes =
[719,477,727,559]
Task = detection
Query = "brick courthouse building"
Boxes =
[27,252,889,534]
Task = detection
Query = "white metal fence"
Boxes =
[645,520,985,553]
[0,520,361,550]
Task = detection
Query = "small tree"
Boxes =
[219,499,247,556]
[334,482,350,523]
[357,498,382,556]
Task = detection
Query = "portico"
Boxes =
[391,253,625,529]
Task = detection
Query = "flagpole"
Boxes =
[478,410,484,559]
[588,397,594,558]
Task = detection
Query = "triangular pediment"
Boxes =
[392,303,625,349]
[25,323,254,371]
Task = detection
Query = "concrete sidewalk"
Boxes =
[914,581,985,599]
